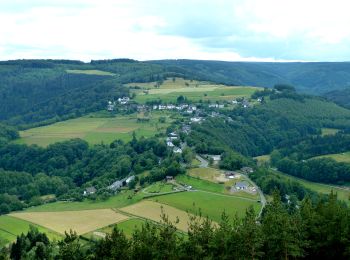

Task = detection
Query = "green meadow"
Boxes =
[128,78,260,104]
[312,151,350,163]
[16,112,172,147]
[0,215,61,246]
[151,191,261,222]
[272,171,350,204]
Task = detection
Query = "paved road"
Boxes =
[244,174,267,218]
[196,155,209,168]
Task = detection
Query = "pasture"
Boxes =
[120,200,192,231]
[0,215,61,246]
[25,191,143,212]
[273,170,350,204]
[321,128,340,136]
[16,112,171,147]
[66,69,115,76]
[10,209,129,235]
[128,78,260,104]
[151,191,261,222]
[312,151,350,163]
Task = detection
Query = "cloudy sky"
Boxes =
[1,0,350,62]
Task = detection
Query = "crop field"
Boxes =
[16,112,172,147]
[127,78,260,104]
[9,209,129,235]
[120,200,192,231]
[151,191,261,222]
[273,171,350,204]
[25,191,144,212]
[66,69,115,76]
[0,215,61,246]
[312,151,350,163]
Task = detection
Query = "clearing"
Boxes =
[120,200,192,232]
[16,112,172,147]
[127,78,260,104]
[312,151,350,163]
[10,209,129,235]
[321,128,340,136]
[66,69,115,76]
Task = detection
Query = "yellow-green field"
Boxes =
[66,69,115,76]
[321,128,340,136]
[16,112,172,147]
[10,209,129,235]
[127,78,260,104]
[312,151,350,163]
[0,215,62,246]
[120,200,192,231]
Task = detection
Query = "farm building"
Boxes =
[126,175,135,184]
[167,141,175,147]
[225,171,239,179]
[166,176,174,182]
[235,181,249,190]
[173,147,182,153]
[108,180,125,191]
[241,167,254,174]
[84,187,97,195]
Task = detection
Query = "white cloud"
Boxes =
[0,0,350,61]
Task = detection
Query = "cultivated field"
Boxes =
[16,112,172,147]
[66,69,115,76]
[0,215,61,246]
[120,200,192,231]
[10,209,129,235]
[127,78,260,104]
[151,191,261,222]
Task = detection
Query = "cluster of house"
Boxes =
[152,104,197,114]
[208,104,225,109]
[108,175,136,191]
[118,97,130,105]
[166,132,183,154]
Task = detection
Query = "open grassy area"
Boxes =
[321,128,340,136]
[176,174,224,193]
[128,78,260,104]
[16,112,172,147]
[25,191,143,212]
[187,168,224,183]
[10,209,129,235]
[120,200,192,231]
[66,69,115,76]
[312,151,350,163]
[151,191,261,222]
[145,182,175,193]
[272,170,350,204]
[0,215,62,246]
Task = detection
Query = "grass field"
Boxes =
[321,128,340,136]
[151,191,261,222]
[10,209,129,235]
[16,112,172,147]
[0,215,62,246]
[127,78,260,104]
[66,69,115,76]
[272,170,350,204]
[120,200,192,231]
[145,182,175,193]
[312,151,350,163]
[25,191,143,212]
[176,174,224,193]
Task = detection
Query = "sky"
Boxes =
[1,0,350,62]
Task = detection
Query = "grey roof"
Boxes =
[235,181,249,189]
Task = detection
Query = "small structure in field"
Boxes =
[165,176,174,182]
[84,186,97,196]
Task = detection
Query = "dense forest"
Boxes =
[2,193,349,260]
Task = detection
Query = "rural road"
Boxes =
[244,174,267,218]
[196,155,209,168]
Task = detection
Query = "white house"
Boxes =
[167,141,175,147]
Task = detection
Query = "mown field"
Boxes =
[0,215,61,247]
[273,170,350,204]
[127,78,260,104]
[150,191,261,222]
[16,112,172,147]
[9,209,129,235]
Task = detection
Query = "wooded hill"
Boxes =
[1,59,350,127]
